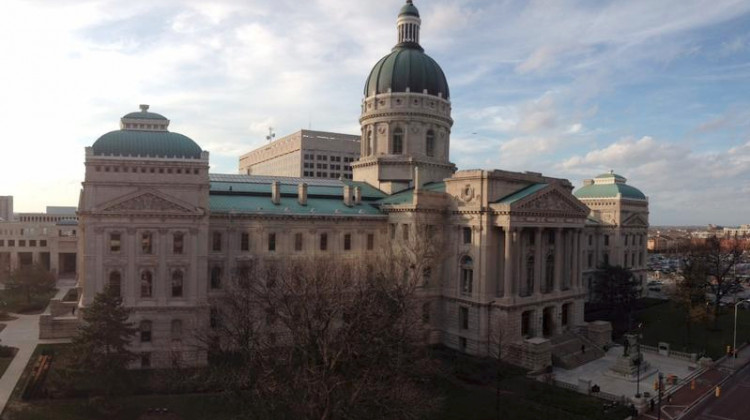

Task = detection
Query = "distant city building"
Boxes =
[0,207,78,281]
[0,196,13,222]
[239,130,360,179]
[723,224,750,237]
[574,171,650,300]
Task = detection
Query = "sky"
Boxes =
[1,0,750,226]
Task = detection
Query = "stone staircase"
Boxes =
[551,331,605,369]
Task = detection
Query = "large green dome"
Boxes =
[364,47,450,99]
[92,130,203,159]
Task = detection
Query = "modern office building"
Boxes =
[239,130,360,179]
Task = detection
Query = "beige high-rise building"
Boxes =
[239,130,360,180]
[55,1,650,371]
[0,196,13,222]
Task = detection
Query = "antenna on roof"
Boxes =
[266,127,276,143]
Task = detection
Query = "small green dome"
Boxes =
[92,130,202,159]
[364,47,449,99]
[400,1,420,17]
[574,183,646,200]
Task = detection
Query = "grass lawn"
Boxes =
[637,300,750,359]
[0,289,57,315]
[2,344,632,420]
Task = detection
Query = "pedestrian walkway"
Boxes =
[0,279,75,415]
[637,345,750,420]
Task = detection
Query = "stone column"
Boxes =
[503,228,513,298]
[127,228,136,307]
[574,229,582,290]
[554,228,563,292]
[534,228,542,296]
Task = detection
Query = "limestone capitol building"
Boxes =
[33,0,652,370]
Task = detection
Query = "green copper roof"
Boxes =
[399,1,420,17]
[574,183,646,200]
[208,174,386,216]
[365,47,449,99]
[122,111,168,120]
[92,130,203,159]
[495,183,548,204]
[377,182,445,205]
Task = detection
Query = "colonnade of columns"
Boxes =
[500,226,583,299]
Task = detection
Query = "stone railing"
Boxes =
[641,344,697,362]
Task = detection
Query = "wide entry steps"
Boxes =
[550,332,605,369]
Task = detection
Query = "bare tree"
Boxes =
[200,252,441,420]
[683,236,743,329]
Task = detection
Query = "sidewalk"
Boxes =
[0,279,76,415]
[637,344,750,420]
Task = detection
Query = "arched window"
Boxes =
[525,255,535,296]
[545,254,554,293]
[426,130,435,157]
[171,270,184,297]
[392,127,403,154]
[140,320,152,342]
[210,266,222,289]
[460,256,473,295]
[140,270,153,298]
[171,319,183,341]
[109,271,121,297]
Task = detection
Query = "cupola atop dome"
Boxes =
[363,1,450,99]
[120,104,170,131]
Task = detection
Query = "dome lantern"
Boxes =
[397,0,422,48]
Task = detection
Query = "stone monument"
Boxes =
[608,333,657,381]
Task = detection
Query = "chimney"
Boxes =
[271,181,280,205]
[354,186,362,205]
[298,183,308,206]
[343,184,353,207]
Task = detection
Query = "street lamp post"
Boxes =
[733,298,750,366]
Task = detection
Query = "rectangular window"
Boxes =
[588,235,593,246]
[241,233,249,251]
[212,232,222,252]
[141,353,151,368]
[268,233,276,252]
[0,240,4,247]
[344,233,351,251]
[295,233,303,251]
[367,233,374,250]
[459,337,467,351]
[29,240,36,247]
[403,225,409,240]
[459,307,469,329]
[141,233,152,254]
[588,252,593,268]
[19,240,25,247]
[8,240,14,247]
[320,233,328,251]
[173,233,184,254]
[604,235,610,246]
[463,227,472,244]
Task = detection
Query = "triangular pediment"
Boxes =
[622,213,649,227]
[96,189,201,215]
[512,186,590,217]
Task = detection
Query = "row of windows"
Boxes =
[585,251,644,268]
[94,166,200,175]
[0,239,48,248]
[212,231,375,254]
[124,123,167,130]
[108,269,184,298]
[587,234,645,247]
[302,163,354,170]
[364,128,437,157]
[109,232,185,255]
[302,171,353,179]
[303,154,356,163]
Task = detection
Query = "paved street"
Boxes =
[638,345,750,420]
[678,361,750,420]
